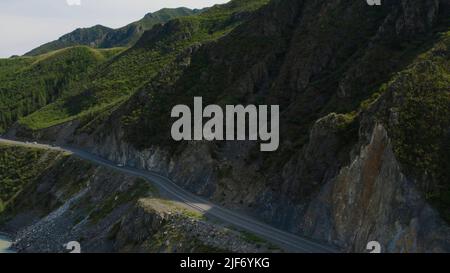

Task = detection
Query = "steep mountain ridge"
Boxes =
[15,0,270,131]
[25,8,200,56]
[4,0,450,252]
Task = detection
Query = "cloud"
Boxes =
[66,0,81,6]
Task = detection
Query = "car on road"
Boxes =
[117,164,125,168]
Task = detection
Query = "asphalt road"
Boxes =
[0,137,339,253]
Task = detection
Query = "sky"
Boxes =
[0,0,229,58]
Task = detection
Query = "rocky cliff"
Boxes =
[0,144,276,253]
[6,0,450,252]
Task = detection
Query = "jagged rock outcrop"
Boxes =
[0,149,275,253]
[6,0,450,252]
[302,123,450,252]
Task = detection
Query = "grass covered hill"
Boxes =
[24,8,201,57]
[18,0,270,131]
[0,46,124,133]
[0,144,64,213]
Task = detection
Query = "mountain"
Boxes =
[1,0,450,253]
[24,8,201,56]
[0,46,124,133]
[17,0,270,131]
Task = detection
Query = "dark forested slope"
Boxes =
[3,0,450,252]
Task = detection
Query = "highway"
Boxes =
[0,137,339,253]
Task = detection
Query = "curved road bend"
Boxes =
[0,138,339,253]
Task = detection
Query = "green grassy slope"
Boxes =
[19,0,270,130]
[24,25,113,57]
[0,144,63,213]
[0,46,124,133]
[25,8,200,56]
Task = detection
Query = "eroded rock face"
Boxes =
[68,116,450,252]
[395,0,440,36]
[330,124,450,252]
[6,0,450,252]
[1,153,273,253]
